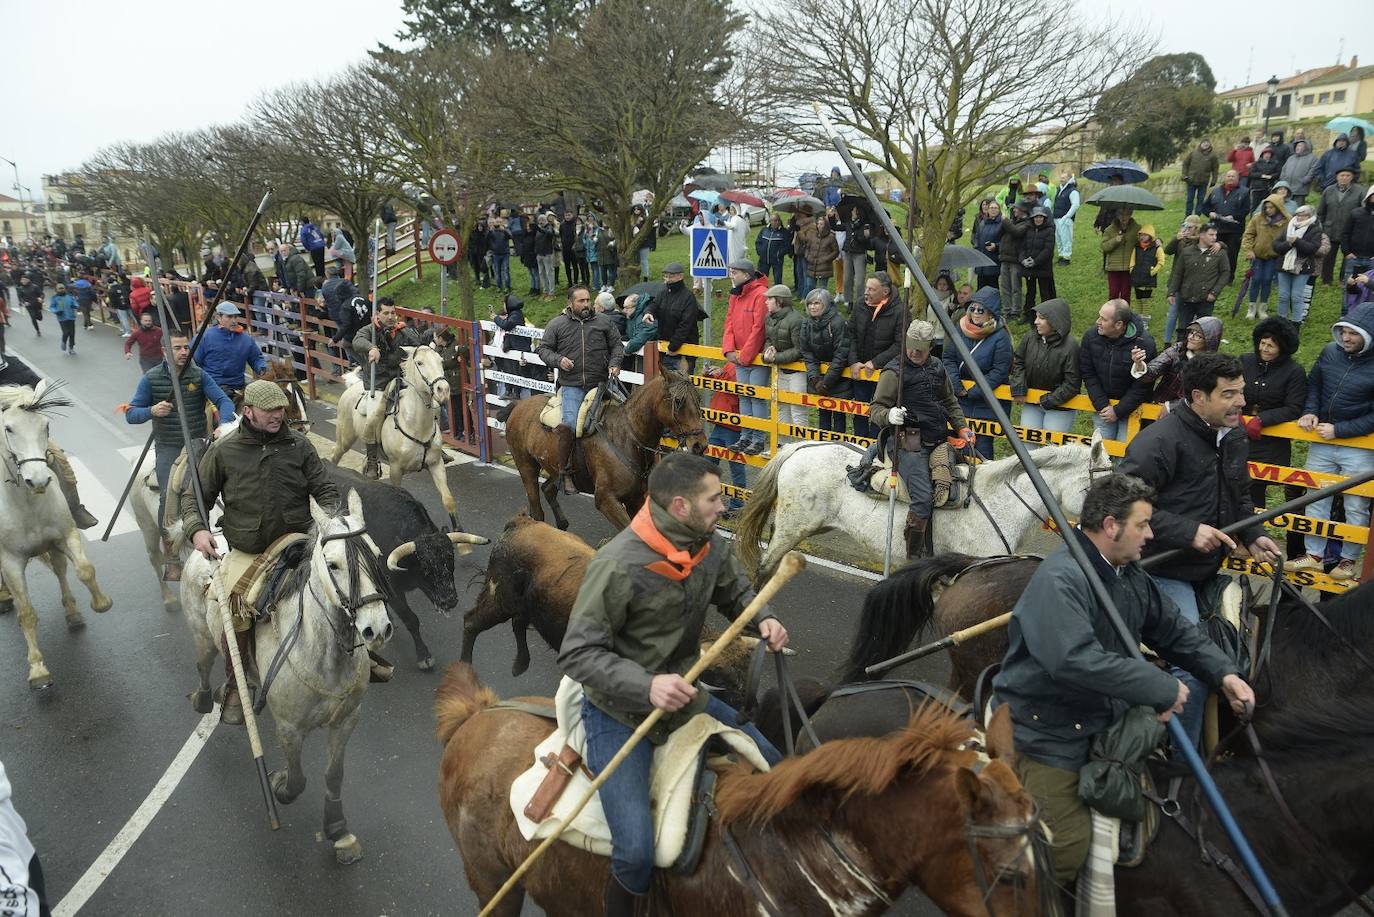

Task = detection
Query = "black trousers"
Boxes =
[1320,242,1345,285]
[1024,274,1056,312]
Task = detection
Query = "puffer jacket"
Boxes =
[1303,303,1374,438]
[848,291,902,367]
[1345,188,1374,258]
[1100,217,1141,271]
[1136,315,1223,404]
[1278,140,1318,196]
[805,224,839,278]
[537,308,625,389]
[801,302,851,394]
[1315,134,1362,190]
[1240,195,1291,260]
[761,305,803,365]
[651,279,705,353]
[720,274,770,365]
[942,286,1013,411]
[1079,317,1157,416]
[1010,297,1080,409]
[1241,317,1307,466]
[1020,213,1056,277]
[1271,214,1322,275]
[1120,400,1264,582]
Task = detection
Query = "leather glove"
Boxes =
[960,427,976,447]
[887,406,907,426]
[1244,416,1263,441]
[814,379,829,395]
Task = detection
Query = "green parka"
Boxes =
[1100,217,1141,272]
[762,305,803,365]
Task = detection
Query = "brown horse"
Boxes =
[435,662,1048,916]
[841,553,1040,700]
[497,368,708,531]
[235,358,311,432]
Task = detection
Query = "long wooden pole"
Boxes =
[477,551,807,917]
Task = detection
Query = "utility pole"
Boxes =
[0,155,32,241]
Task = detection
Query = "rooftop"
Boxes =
[1303,64,1374,88]
[1219,66,1349,98]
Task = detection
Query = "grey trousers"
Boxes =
[999,262,1024,317]
[843,252,867,306]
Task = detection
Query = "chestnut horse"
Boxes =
[434,662,1049,916]
[497,368,708,531]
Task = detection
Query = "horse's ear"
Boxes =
[954,766,984,813]
[660,362,680,382]
[986,703,1018,765]
[401,346,417,357]
[346,488,364,521]
[309,496,330,530]
[1089,429,1109,467]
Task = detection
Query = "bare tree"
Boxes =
[476,0,747,284]
[249,68,404,282]
[756,0,1153,296]
[80,138,205,275]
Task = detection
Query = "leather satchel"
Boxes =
[523,743,586,823]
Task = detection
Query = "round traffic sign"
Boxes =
[429,228,461,265]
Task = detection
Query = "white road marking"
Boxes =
[65,456,139,538]
[53,711,219,917]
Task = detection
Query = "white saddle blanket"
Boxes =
[510,677,771,867]
[538,389,600,437]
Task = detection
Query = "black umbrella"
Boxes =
[1085,185,1164,211]
[838,193,876,223]
[939,244,996,270]
[618,280,666,306]
[1083,159,1149,184]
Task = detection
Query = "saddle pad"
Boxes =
[160,450,193,530]
[863,461,911,504]
[538,389,599,437]
[510,677,771,868]
[1076,811,1119,917]
[227,532,310,607]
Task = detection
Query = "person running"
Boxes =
[124,310,166,373]
[47,283,78,355]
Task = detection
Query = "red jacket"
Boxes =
[1227,146,1255,178]
[706,363,740,429]
[128,278,152,317]
[124,325,165,360]
[721,274,769,365]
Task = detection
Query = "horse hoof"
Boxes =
[66,617,86,632]
[92,597,113,613]
[416,656,435,672]
[0,599,13,615]
[189,689,213,714]
[511,659,530,677]
[334,834,363,865]
[28,672,53,690]
[556,519,570,531]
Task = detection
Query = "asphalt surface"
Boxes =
[0,314,952,916]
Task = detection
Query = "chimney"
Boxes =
[1352,55,1359,69]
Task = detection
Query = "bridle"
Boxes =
[404,346,446,407]
[963,787,1061,917]
[0,411,51,488]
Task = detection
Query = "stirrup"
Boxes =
[561,473,580,495]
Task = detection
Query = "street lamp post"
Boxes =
[0,155,32,241]
[1263,74,1280,139]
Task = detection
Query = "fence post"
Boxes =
[298,294,317,401]
[471,320,489,464]
[769,363,779,455]
[413,220,423,283]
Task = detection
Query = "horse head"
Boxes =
[401,345,450,409]
[1028,431,1113,521]
[655,365,708,455]
[0,380,72,494]
[309,489,393,651]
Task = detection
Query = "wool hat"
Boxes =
[662,262,686,275]
[906,319,936,351]
[728,257,756,274]
[764,284,792,303]
[215,302,242,316]
[1337,165,1358,176]
[242,379,289,410]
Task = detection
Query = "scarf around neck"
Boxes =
[959,313,997,340]
[630,501,711,581]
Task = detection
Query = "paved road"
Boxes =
[0,318,951,915]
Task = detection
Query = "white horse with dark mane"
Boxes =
[329,345,457,522]
[179,489,392,864]
[0,381,113,688]
[735,434,1113,580]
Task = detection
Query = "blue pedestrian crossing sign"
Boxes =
[689,226,729,279]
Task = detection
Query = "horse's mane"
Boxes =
[271,510,392,609]
[0,380,73,416]
[622,369,701,414]
[976,441,1089,482]
[714,703,974,826]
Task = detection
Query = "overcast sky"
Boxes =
[3,0,1370,202]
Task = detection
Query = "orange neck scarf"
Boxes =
[630,501,710,581]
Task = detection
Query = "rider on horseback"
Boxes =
[183,380,340,725]
[866,319,975,558]
[353,298,421,478]
[993,473,1257,887]
[124,328,237,581]
[558,453,787,916]
[536,285,623,495]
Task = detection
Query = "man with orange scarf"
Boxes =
[559,453,788,916]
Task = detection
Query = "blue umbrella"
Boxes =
[688,189,720,205]
[1326,116,1374,137]
[1083,158,1149,185]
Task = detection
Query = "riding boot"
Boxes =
[555,425,579,495]
[160,536,182,582]
[363,442,382,480]
[603,875,650,917]
[48,446,98,529]
[903,511,930,560]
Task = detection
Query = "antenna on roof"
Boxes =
[1336,38,1344,66]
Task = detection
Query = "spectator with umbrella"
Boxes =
[1100,207,1140,303]
[837,204,871,307]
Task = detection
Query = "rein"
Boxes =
[0,425,50,488]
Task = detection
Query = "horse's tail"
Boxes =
[434,662,498,743]
[734,443,804,575]
[838,553,982,683]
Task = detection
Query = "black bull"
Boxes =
[324,467,487,670]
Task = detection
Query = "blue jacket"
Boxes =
[299,221,326,253]
[971,216,1002,277]
[72,278,96,305]
[48,293,78,321]
[1304,302,1374,438]
[1205,183,1250,235]
[942,286,1013,410]
[125,368,236,426]
[754,225,792,267]
[1315,134,1363,191]
[193,325,268,391]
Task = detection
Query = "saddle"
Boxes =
[538,381,625,437]
[848,435,972,509]
[509,677,771,874]
[207,533,311,631]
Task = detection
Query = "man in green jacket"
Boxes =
[1181,140,1220,216]
[185,379,340,724]
[558,452,788,915]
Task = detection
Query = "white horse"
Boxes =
[180,488,392,864]
[735,434,1113,581]
[330,346,457,521]
[0,381,112,688]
